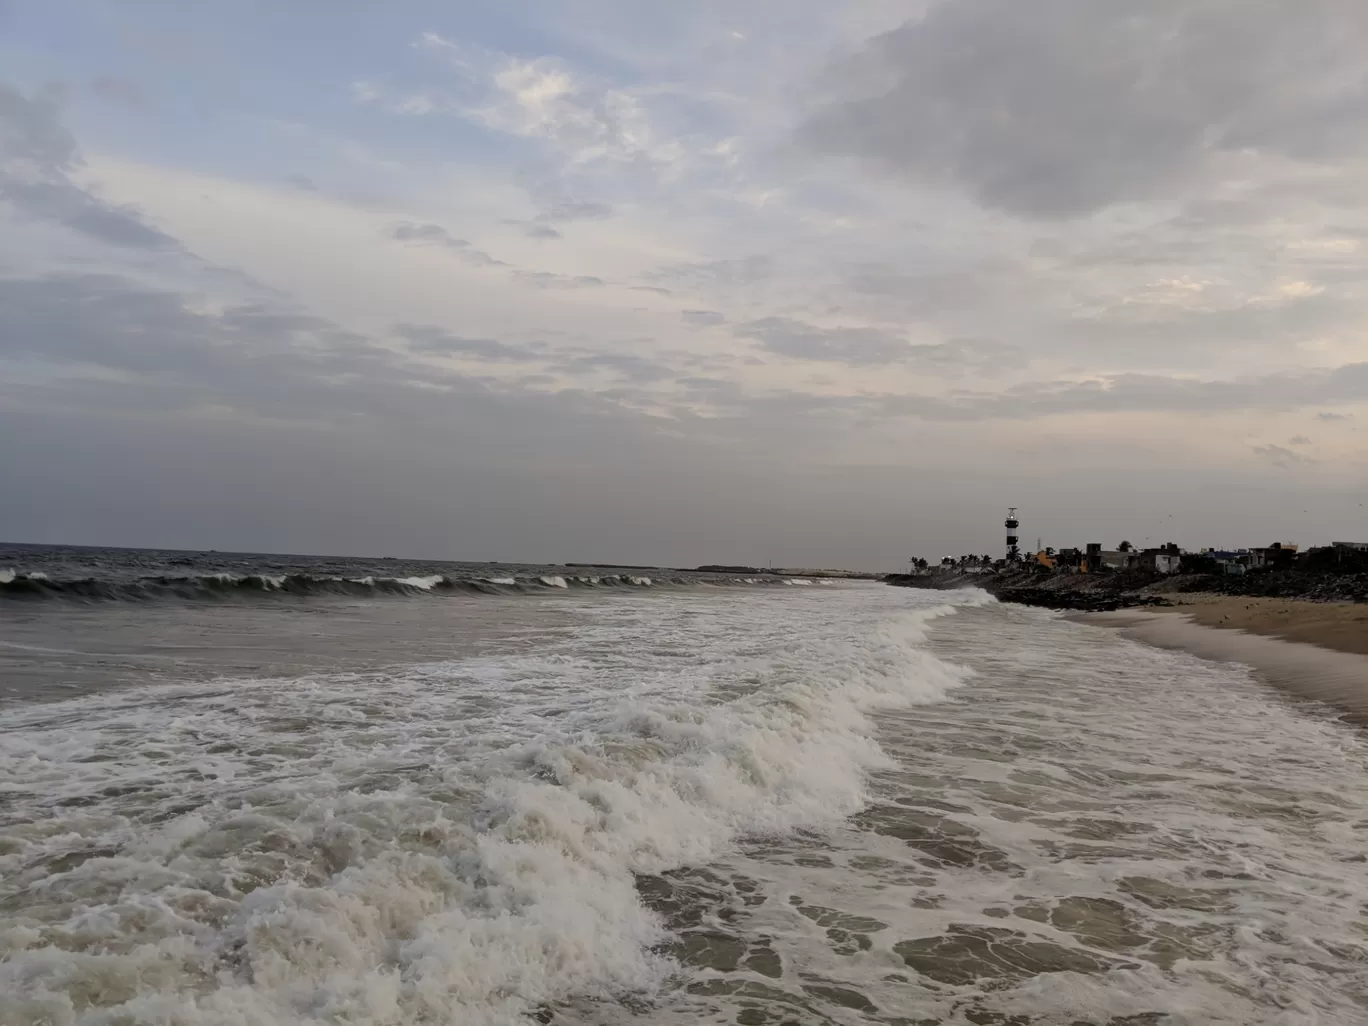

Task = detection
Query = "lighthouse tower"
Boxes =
[1005,507,1021,563]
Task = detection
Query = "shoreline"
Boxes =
[1148,593,1368,656]
[1075,605,1368,724]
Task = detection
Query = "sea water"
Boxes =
[3,557,1367,1024]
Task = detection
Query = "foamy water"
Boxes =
[3,585,1368,1024]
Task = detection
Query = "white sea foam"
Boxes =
[0,584,975,1025]
[258,574,287,589]
[539,575,569,588]
[0,569,13,584]
[784,578,813,586]
[396,575,445,590]
[627,576,652,586]
[484,577,518,586]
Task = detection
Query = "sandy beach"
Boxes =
[1154,593,1368,656]
[1079,596,1368,724]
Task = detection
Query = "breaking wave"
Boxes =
[0,569,788,604]
[0,587,974,1025]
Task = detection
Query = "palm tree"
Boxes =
[1118,540,1133,552]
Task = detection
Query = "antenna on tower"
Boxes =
[1005,507,1021,563]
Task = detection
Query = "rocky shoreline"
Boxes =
[883,566,1368,612]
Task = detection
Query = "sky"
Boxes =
[1,0,1366,569]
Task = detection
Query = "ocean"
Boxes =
[2,545,1367,1025]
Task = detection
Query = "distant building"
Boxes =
[1202,549,1251,575]
[1056,547,1084,569]
[1136,543,1182,574]
[1250,543,1299,568]
[1332,541,1368,552]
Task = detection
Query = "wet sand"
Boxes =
[1153,593,1368,656]
[1078,600,1368,724]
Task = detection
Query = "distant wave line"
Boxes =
[0,570,796,604]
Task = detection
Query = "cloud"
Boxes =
[404,36,681,174]
[1316,411,1351,421]
[511,271,605,289]
[395,324,545,362]
[802,0,1368,217]
[504,196,615,240]
[552,350,673,383]
[388,221,506,266]
[1253,444,1317,470]
[540,199,613,222]
[522,223,562,239]
[390,220,470,249]
[651,256,773,289]
[680,309,726,327]
[876,363,1368,421]
[733,317,1027,373]
[736,316,909,364]
[905,337,1029,377]
[0,83,178,249]
[1289,435,1313,446]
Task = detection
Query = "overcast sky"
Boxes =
[2,0,1366,568]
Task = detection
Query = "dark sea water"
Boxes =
[3,544,1368,1024]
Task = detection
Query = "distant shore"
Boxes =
[884,565,1368,612]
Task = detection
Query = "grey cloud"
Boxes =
[907,337,1029,377]
[1316,411,1351,421]
[1253,444,1316,470]
[502,196,614,240]
[1,83,178,249]
[390,221,508,267]
[0,83,75,171]
[512,271,604,289]
[540,199,613,222]
[396,324,673,382]
[804,0,1368,217]
[1289,435,1313,446]
[651,255,773,289]
[737,316,909,364]
[878,363,1368,421]
[0,274,382,395]
[395,324,546,362]
[1066,288,1355,356]
[846,260,1028,314]
[553,351,673,383]
[391,221,469,249]
[680,309,726,327]
[735,317,1025,374]
[0,271,690,445]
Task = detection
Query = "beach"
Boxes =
[1079,595,1368,725]
[1153,592,1368,656]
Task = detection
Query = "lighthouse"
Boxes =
[1005,507,1021,563]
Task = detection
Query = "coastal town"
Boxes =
[889,507,1368,611]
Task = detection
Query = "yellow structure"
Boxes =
[1033,551,1056,569]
